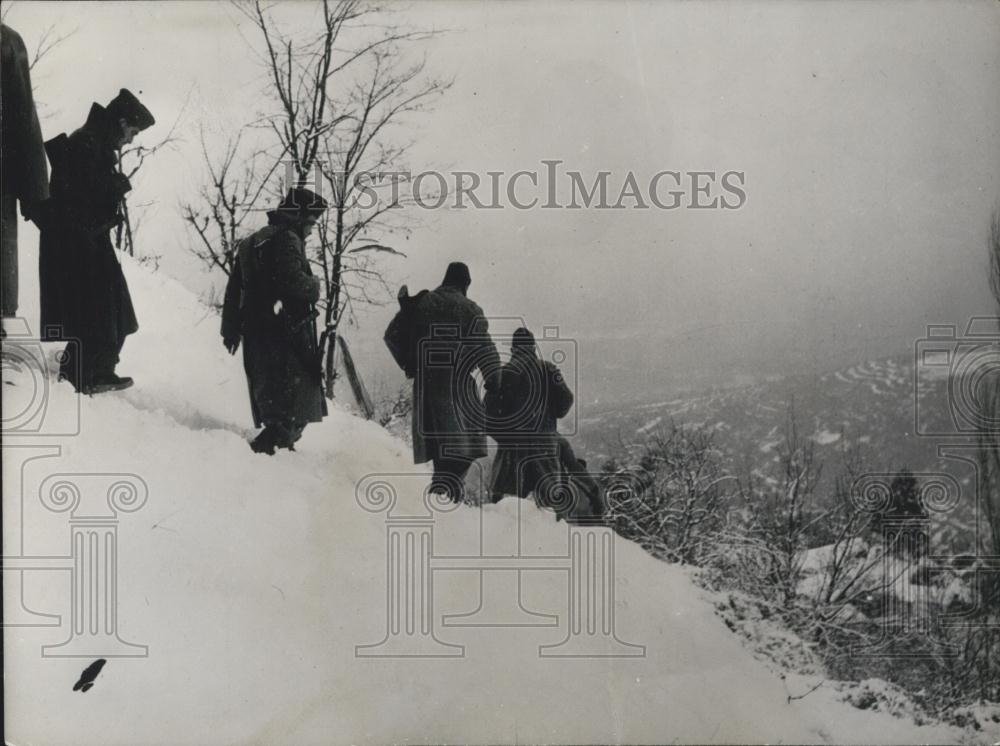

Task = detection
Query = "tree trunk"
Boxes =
[322,204,346,399]
[979,374,1000,558]
[324,330,337,399]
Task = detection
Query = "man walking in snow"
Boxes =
[222,187,329,455]
[384,262,500,501]
[38,88,154,393]
[1,24,49,331]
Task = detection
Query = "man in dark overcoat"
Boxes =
[1,24,49,324]
[39,88,154,393]
[485,327,574,501]
[384,262,500,500]
[484,328,603,520]
[222,187,329,455]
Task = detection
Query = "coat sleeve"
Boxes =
[469,304,501,390]
[545,361,574,419]
[270,231,319,306]
[47,134,122,237]
[220,254,242,343]
[1,26,49,205]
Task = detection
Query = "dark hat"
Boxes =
[105,88,155,131]
[441,262,471,288]
[512,327,536,349]
[277,186,329,215]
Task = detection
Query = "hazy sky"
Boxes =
[6,0,1000,399]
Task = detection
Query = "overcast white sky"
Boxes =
[5,0,1000,398]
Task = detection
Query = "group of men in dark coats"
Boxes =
[1,21,155,393]
[1,25,596,512]
[1,22,328,452]
[385,263,604,519]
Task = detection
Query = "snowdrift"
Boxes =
[3,245,968,745]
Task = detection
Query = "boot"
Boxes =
[87,373,134,394]
[250,427,278,455]
[58,344,88,392]
[267,422,305,452]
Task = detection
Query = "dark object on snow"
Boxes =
[1,24,49,318]
[73,658,106,692]
[383,265,500,498]
[38,98,147,392]
[222,208,328,451]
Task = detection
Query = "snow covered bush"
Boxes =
[602,408,998,729]
[603,422,735,565]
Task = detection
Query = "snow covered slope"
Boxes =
[3,247,968,744]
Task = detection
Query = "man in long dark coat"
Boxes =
[221,187,329,455]
[39,88,154,393]
[485,327,574,499]
[1,24,49,324]
[484,327,603,520]
[384,262,500,501]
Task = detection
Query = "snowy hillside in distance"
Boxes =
[577,353,989,553]
[1,246,978,745]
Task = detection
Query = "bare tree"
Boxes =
[0,2,77,72]
[234,0,449,397]
[980,209,1000,577]
[734,407,825,606]
[181,126,284,276]
[114,101,186,258]
[1,4,79,119]
[315,43,449,395]
[3,7,180,261]
[24,23,77,74]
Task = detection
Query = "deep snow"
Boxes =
[2,245,974,744]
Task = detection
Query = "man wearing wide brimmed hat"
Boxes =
[39,87,155,394]
[222,186,329,454]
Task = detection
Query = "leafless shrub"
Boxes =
[604,421,735,565]
[233,0,450,398]
[181,125,282,276]
[373,381,411,429]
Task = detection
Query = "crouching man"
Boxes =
[222,187,328,454]
[486,327,573,503]
[485,326,605,521]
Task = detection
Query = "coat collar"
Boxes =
[81,103,119,148]
[511,346,538,363]
[435,283,467,297]
[266,210,300,228]
[266,210,306,242]
[86,103,113,128]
